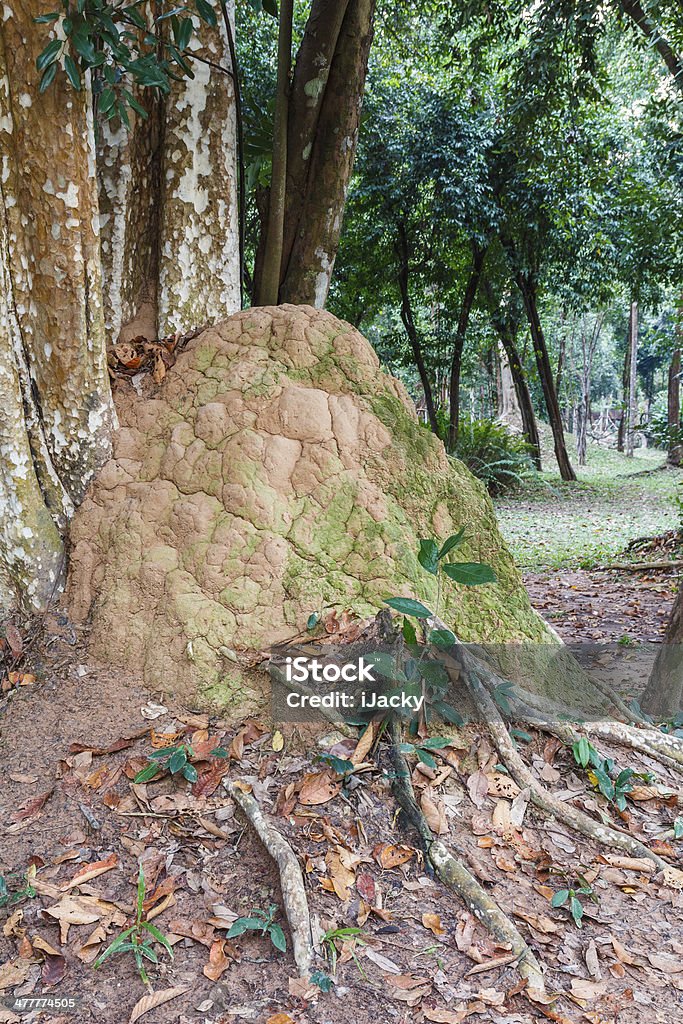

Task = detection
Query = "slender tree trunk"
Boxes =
[617,332,630,452]
[668,347,682,466]
[277,0,375,306]
[516,274,576,481]
[447,245,486,451]
[619,0,683,91]
[396,224,439,437]
[256,0,293,306]
[0,2,115,612]
[626,300,638,457]
[640,586,683,719]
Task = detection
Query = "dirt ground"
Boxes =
[1,573,683,1024]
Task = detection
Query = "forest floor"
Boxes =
[1,438,683,1024]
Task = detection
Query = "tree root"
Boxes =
[581,721,683,775]
[455,665,670,871]
[227,781,316,977]
[387,719,546,995]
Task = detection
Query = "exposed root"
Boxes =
[227,781,316,977]
[387,719,546,995]
[582,721,683,776]
[456,665,670,871]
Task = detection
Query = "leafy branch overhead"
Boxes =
[34,0,275,122]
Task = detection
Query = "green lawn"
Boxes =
[494,432,682,570]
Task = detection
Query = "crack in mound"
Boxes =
[67,305,549,712]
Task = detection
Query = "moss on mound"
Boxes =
[67,305,550,713]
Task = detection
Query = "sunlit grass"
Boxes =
[494,429,682,570]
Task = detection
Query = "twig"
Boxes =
[387,719,546,995]
[593,560,683,572]
[226,781,315,977]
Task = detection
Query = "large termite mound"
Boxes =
[67,305,549,711]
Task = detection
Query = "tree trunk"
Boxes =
[625,301,639,456]
[396,224,440,437]
[516,274,576,481]
[276,0,375,306]
[447,246,486,451]
[256,0,293,306]
[0,2,115,612]
[98,7,241,340]
[668,348,682,466]
[640,587,683,719]
[617,334,630,452]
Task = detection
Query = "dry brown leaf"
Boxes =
[129,986,188,1023]
[467,771,489,808]
[600,854,654,873]
[373,843,414,869]
[298,771,341,806]
[422,1008,467,1023]
[62,853,118,889]
[2,910,23,939]
[43,896,102,943]
[387,973,431,989]
[351,720,376,764]
[486,772,520,799]
[422,912,445,936]
[420,791,448,835]
[0,958,31,991]
[266,1015,296,1024]
[203,938,232,981]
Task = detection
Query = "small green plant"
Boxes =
[0,866,36,910]
[398,737,451,769]
[227,904,286,952]
[364,530,496,730]
[134,742,198,784]
[94,866,173,985]
[551,875,597,928]
[321,926,367,978]
[571,738,651,812]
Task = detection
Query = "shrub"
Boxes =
[453,416,536,495]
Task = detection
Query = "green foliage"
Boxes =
[134,742,198,784]
[551,875,597,929]
[35,0,221,121]
[454,417,536,494]
[362,531,496,729]
[0,866,36,910]
[94,865,173,985]
[226,903,286,953]
[321,926,366,978]
[571,738,651,812]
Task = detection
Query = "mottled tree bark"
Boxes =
[159,12,241,332]
[276,0,375,306]
[516,273,576,481]
[0,1,116,613]
[396,223,440,438]
[485,285,541,470]
[97,7,241,340]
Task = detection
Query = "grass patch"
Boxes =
[494,430,682,570]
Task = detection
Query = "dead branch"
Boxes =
[457,665,669,871]
[226,781,315,977]
[387,719,546,995]
[593,560,683,572]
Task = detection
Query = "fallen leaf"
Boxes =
[420,792,448,835]
[373,843,414,869]
[129,986,188,1023]
[0,959,31,991]
[423,1008,467,1023]
[62,853,118,889]
[42,952,66,988]
[467,771,489,808]
[272,730,284,752]
[298,771,341,806]
[266,1015,295,1024]
[422,912,445,936]
[203,938,231,981]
